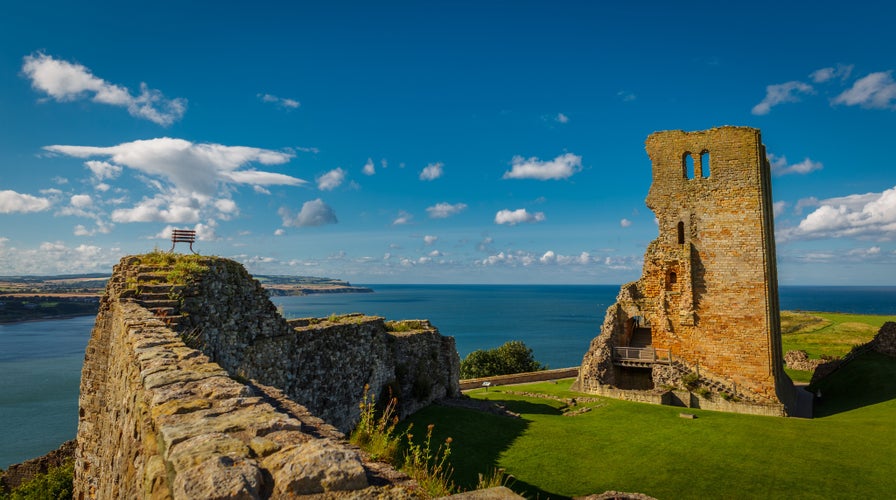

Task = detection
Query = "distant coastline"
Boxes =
[0,273,373,323]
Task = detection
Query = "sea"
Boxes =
[2,285,895,469]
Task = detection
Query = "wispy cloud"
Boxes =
[620,218,632,228]
[833,71,896,110]
[22,52,186,126]
[768,153,823,176]
[392,210,413,225]
[419,162,444,181]
[503,153,582,180]
[555,113,569,123]
[426,202,467,219]
[0,190,53,213]
[424,235,438,245]
[257,93,300,109]
[751,81,814,115]
[810,64,853,83]
[617,90,636,102]
[317,168,346,191]
[495,208,545,225]
[279,199,338,227]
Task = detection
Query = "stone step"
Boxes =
[140,299,180,309]
[148,306,178,317]
[137,273,169,283]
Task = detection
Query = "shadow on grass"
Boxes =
[403,400,570,497]
[809,351,896,418]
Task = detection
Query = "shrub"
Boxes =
[460,340,545,379]
[6,460,73,500]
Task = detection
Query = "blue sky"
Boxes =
[1,1,895,284]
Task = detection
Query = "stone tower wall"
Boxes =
[642,127,785,400]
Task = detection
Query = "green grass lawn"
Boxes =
[406,354,896,499]
[781,310,896,359]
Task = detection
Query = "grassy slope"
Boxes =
[781,311,896,382]
[408,361,896,499]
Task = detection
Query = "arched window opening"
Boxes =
[700,150,711,178]
[677,221,685,244]
[683,152,695,179]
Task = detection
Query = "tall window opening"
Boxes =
[666,271,678,291]
[677,221,685,244]
[683,152,695,179]
[700,150,711,177]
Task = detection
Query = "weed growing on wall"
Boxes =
[4,460,73,499]
[403,423,456,498]
[349,385,401,464]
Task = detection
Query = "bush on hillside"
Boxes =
[460,340,545,379]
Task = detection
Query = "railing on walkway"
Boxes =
[612,346,671,365]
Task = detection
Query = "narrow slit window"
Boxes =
[700,150,711,177]
[683,152,695,179]
[666,271,677,291]
[677,221,685,244]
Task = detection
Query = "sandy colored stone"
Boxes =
[263,440,368,495]
[173,455,263,499]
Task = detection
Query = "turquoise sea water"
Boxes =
[1,285,894,468]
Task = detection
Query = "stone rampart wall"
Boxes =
[73,255,462,498]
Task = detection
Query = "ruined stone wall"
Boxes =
[73,255,461,497]
[578,127,794,411]
[172,259,460,433]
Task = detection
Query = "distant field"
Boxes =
[407,357,896,499]
[780,310,896,382]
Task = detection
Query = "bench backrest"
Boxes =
[171,229,196,243]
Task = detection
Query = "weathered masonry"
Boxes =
[575,126,797,416]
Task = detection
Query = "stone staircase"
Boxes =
[114,263,191,330]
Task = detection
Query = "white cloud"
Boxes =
[0,190,52,213]
[46,138,301,196]
[479,249,603,268]
[426,202,467,219]
[424,235,438,245]
[317,168,346,191]
[617,90,636,102]
[833,71,896,110]
[363,158,376,176]
[751,81,814,115]
[810,64,853,83]
[787,186,896,240]
[495,208,546,225]
[279,199,338,227]
[274,229,285,236]
[503,153,583,180]
[392,210,413,225]
[84,160,122,181]
[419,162,444,181]
[768,153,823,176]
[620,218,632,228]
[540,250,556,263]
[46,138,304,224]
[257,93,300,109]
[555,113,569,123]
[70,194,93,208]
[22,52,187,126]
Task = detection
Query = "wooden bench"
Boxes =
[169,229,197,254]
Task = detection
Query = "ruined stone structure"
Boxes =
[575,126,797,415]
[74,254,462,498]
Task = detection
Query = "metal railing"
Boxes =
[613,346,671,364]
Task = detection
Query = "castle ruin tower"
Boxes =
[576,126,796,414]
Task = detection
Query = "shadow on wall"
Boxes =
[810,352,896,418]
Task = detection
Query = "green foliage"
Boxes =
[133,251,209,285]
[476,468,512,490]
[459,340,545,379]
[386,320,426,332]
[402,424,456,498]
[4,460,73,500]
[349,385,401,463]
[680,372,700,390]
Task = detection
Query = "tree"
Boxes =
[460,340,545,379]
